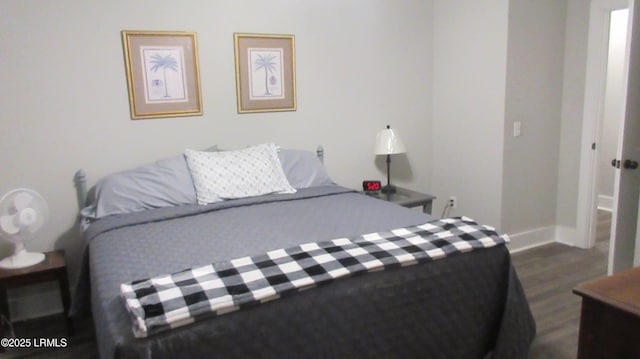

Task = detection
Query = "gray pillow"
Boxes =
[81,146,329,219]
[278,149,333,188]
[82,145,218,219]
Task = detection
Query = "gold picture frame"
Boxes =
[234,33,296,113]
[122,30,202,120]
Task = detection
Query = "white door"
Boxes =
[635,192,640,264]
[609,0,640,274]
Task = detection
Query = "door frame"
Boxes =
[577,0,630,249]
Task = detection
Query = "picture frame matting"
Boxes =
[122,30,203,120]
[234,33,296,113]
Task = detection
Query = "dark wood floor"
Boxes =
[2,211,612,358]
[512,210,611,359]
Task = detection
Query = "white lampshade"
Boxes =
[374,126,406,155]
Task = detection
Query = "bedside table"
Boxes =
[0,250,73,342]
[365,187,436,214]
[573,267,640,358]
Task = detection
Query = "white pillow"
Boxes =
[184,143,296,205]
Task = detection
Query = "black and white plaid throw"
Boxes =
[121,216,509,338]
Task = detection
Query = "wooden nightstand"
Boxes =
[573,267,640,358]
[0,250,73,342]
[365,187,436,214]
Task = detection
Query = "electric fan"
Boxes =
[0,188,48,269]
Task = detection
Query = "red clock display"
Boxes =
[363,180,381,192]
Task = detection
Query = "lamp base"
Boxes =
[381,184,397,194]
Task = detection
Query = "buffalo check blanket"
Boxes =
[120,217,509,338]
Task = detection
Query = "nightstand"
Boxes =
[0,250,73,342]
[365,187,436,214]
[573,267,640,358]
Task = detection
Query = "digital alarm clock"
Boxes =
[362,180,382,192]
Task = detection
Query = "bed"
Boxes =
[72,144,535,359]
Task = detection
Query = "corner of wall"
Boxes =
[507,222,594,254]
[555,225,588,247]
[507,226,557,253]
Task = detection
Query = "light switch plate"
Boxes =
[514,121,521,137]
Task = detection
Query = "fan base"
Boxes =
[0,251,45,269]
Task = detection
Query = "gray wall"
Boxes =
[431,0,509,228]
[432,0,568,238]
[502,0,567,234]
[0,0,433,318]
[1,0,603,318]
[557,0,590,228]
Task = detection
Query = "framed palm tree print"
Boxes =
[234,33,296,113]
[121,31,202,119]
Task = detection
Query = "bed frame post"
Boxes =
[316,145,324,163]
[74,169,88,209]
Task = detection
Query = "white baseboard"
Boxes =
[506,224,595,253]
[507,226,557,253]
[598,195,614,212]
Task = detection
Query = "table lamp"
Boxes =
[374,125,406,194]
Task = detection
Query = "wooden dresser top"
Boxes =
[574,266,640,317]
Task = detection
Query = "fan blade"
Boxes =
[32,210,45,232]
[23,208,44,233]
[13,192,34,211]
[0,214,20,235]
[17,207,38,227]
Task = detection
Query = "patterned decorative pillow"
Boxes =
[184,143,296,205]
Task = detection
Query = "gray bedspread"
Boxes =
[73,185,535,358]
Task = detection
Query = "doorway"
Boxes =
[595,8,629,249]
[577,0,630,253]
